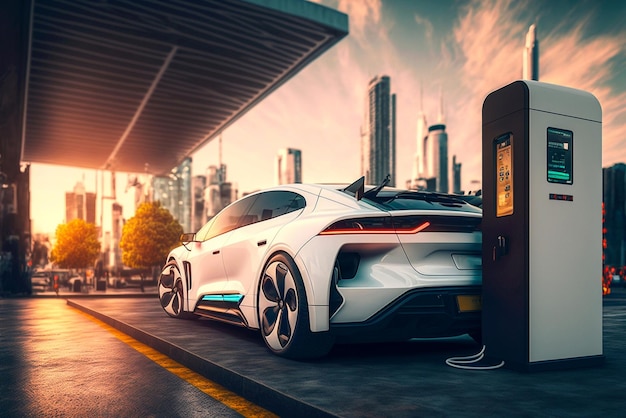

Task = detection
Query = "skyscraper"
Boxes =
[414,88,449,193]
[153,157,192,232]
[202,164,237,223]
[191,175,206,232]
[603,163,626,268]
[411,84,429,189]
[452,155,462,194]
[427,123,449,193]
[276,148,302,185]
[522,24,539,81]
[65,180,97,224]
[362,75,396,186]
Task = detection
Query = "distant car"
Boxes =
[30,271,50,292]
[158,177,483,359]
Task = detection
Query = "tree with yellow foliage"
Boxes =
[50,219,100,269]
[120,201,183,274]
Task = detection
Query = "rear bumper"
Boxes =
[330,286,481,343]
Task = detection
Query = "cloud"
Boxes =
[336,0,383,46]
[444,0,528,187]
[448,0,626,188]
[541,24,626,166]
[414,13,434,45]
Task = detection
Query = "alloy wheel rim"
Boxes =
[159,265,183,316]
[259,261,299,350]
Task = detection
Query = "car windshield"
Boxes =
[362,190,482,213]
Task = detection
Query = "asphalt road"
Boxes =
[0,297,271,417]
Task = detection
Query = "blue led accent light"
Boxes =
[223,294,244,303]
[201,294,243,303]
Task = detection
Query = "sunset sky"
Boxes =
[29,0,626,234]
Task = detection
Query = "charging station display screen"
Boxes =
[495,133,513,217]
[547,127,573,184]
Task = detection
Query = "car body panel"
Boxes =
[398,228,482,277]
[183,232,232,310]
[222,210,302,311]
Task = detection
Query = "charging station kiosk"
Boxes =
[481,80,604,371]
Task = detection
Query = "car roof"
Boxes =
[252,182,400,195]
[236,182,481,214]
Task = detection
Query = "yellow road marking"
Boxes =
[71,306,278,418]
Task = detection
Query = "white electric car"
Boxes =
[158,177,482,359]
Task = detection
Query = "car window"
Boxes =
[239,191,305,228]
[194,215,217,242]
[205,196,256,240]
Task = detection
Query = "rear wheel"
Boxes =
[158,261,196,319]
[258,253,333,359]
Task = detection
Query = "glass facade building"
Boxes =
[65,181,97,224]
[276,148,302,185]
[153,157,192,233]
[362,75,396,187]
[427,123,449,193]
[603,163,626,268]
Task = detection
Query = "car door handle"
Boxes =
[257,240,267,247]
[212,250,220,255]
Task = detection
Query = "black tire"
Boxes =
[258,253,334,359]
[158,260,197,320]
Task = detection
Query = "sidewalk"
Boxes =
[31,284,158,298]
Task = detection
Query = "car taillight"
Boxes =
[319,216,430,235]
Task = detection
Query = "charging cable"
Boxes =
[445,345,505,370]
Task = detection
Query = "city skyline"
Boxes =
[29,0,626,234]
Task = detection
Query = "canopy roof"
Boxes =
[18,0,348,175]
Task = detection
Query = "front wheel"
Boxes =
[158,260,196,319]
[258,253,333,359]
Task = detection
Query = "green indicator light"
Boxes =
[548,171,570,180]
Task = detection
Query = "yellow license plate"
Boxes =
[457,295,482,312]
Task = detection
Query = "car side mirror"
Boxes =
[180,233,196,251]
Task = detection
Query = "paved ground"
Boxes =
[55,286,626,417]
[0,297,248,417]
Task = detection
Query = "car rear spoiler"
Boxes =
[342,174,392,201]
[342,176,365,200]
